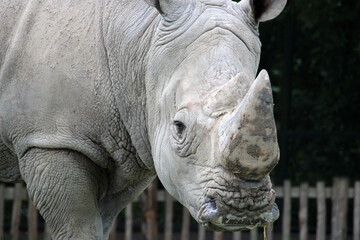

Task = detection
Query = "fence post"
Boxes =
[108,217,117,240]
[299,183,308,240]
[282,180,291,240]
[125,203,133,240]
[250,228,258,240]
[233,231,242,240]
[354,181,360,240]
[331,178,337,240]
[214,231,223,240]
[198,225,206,240]
[164,192,173,240]
[0,184,4,240]
[142,179,158,240]
[28,198,38,240]
[266,224,273,240]
[11,182,23,240]
[331,178,349,240]
[44,223,52,240]
[316,182,326,240]
[181,207,190,240]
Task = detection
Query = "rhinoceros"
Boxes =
[0,0,286,238]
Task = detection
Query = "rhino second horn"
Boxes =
[203,72,251,118]
[218,70,279,181]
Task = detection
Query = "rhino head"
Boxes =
[144,0,286,231]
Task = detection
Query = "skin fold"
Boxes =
[0,0,286,239]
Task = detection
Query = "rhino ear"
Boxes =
[143,0,181,15]
[240,0,287,22]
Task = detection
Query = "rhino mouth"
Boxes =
[197,176,279,231]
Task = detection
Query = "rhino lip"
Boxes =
[199,202,279,231]
[197,180,279,231]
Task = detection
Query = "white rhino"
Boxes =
[0,0,286,239]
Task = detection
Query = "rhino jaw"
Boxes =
[199,202,279,231]
[196,176,279,231]
[199,200,279,231]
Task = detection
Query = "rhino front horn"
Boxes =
[218,70,279,180]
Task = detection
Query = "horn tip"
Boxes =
[257,69,270,82]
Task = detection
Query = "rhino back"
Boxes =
[0,0,158,174]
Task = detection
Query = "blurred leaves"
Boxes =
[253,0,360,184]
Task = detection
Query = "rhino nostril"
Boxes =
[200,197,218,221]
[205,196,213,203]
[205,197,217,210]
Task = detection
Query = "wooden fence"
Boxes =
[1,178,359,240]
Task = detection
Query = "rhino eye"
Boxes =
[174,121,186,136]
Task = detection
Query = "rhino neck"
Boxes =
[102,0,160,171]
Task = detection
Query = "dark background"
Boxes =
[252,0,360,186]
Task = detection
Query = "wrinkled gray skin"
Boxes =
[0,0,286,238]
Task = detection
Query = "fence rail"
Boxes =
[1,178,360,240]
